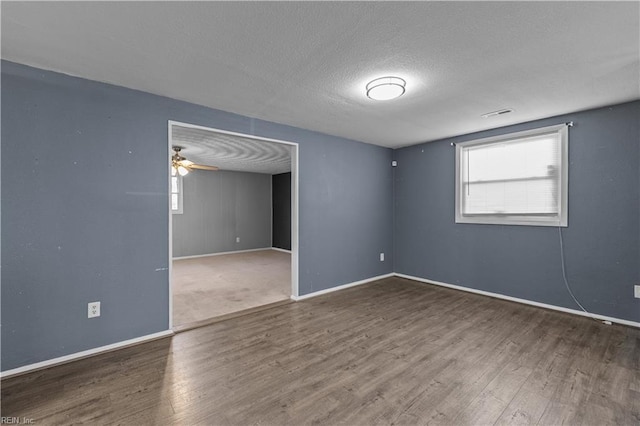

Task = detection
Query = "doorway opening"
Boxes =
[168,121,299,330]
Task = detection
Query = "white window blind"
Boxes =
[455,124,568,227]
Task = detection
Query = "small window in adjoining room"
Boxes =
[171,175,183,214]
[455,123,569,227]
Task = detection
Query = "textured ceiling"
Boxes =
[172,125,292,175]
[2,2,638,148]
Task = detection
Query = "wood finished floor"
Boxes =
[172,249,291,326]
[2,277,639,425]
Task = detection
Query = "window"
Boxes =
[455,123,568,227]
[171,175,183,214]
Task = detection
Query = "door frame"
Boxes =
[167,120,300,329]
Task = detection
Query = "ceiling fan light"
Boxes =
[171,165,177,176]
[177,165,189,176]
[366,76,406,101]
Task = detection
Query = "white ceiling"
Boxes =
[172,125,291,175]
[2,2,638,148]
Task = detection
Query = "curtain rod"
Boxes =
[450,121,573,146]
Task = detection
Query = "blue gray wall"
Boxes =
[172,170,271,257]
[5,57,634,373]
[1,61,394,371]
[394,101,640,323]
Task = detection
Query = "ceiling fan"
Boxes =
[171,146,218,176]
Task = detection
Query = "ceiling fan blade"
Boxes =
[189,163,219,171]
[178,159,194,167]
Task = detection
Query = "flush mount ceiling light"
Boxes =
[366,76,406,101]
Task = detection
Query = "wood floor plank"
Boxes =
[2,277,639,425]
[452,362,533,425]
[494,314,595,425]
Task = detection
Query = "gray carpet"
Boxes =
[172,249,291,326]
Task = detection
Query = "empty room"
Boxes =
[169,123,296,329]
[1,2,639,425]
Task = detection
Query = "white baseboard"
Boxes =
[292,273,394,301]
[173,247,272,260]
[394,273,640,329]
[0,330,174,379]
[271,247,292,254]
[7,272,635,378]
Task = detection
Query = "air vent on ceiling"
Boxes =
[481,108,513,118]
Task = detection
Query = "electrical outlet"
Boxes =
[635,285,640,299]
[88,301,101,318]
[236,237,240,243]
[380,253,385,262]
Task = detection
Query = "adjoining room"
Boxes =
[169,122,297,328]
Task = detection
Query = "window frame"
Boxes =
[455,123,569,227]
[171,175,184,215]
